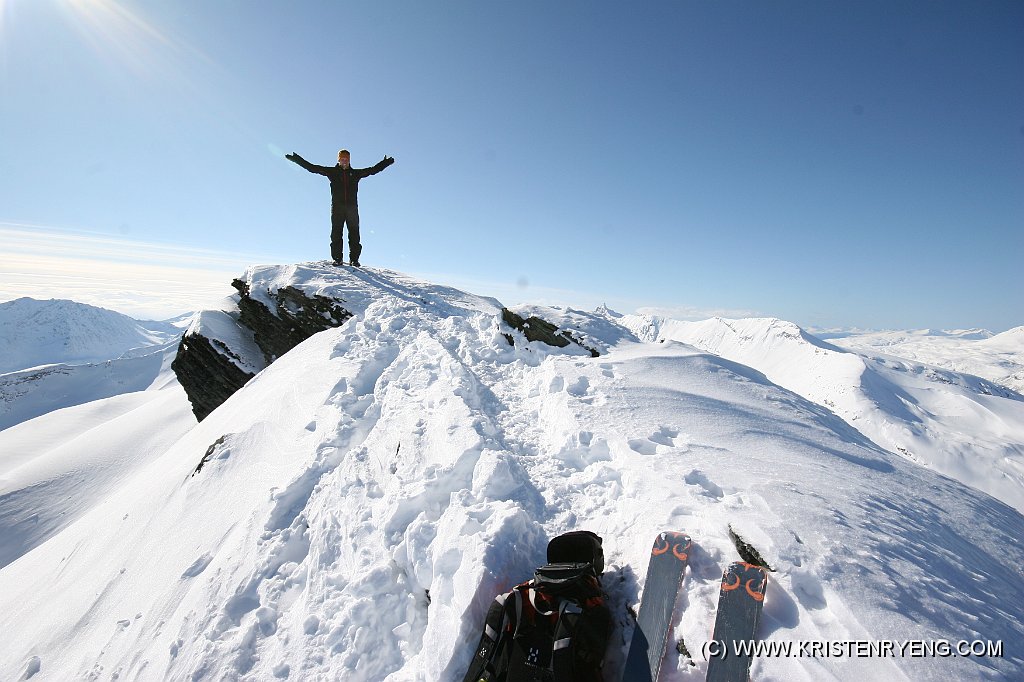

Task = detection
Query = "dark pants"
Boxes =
[330,205,361,263]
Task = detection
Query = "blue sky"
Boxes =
[1,1,1021,330]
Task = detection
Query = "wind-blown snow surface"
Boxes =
[0,380,196,569]
[624,317,1024,513]
[0,341,183,431]
[1,265,1022,681]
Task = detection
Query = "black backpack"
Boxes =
[463,531,612,682]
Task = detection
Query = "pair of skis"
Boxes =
[621,531,768,682]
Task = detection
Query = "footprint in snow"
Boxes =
[627,437,659,456]
[181,553,214,578]
[683,469,724,499]
[23,656,41,679]
[649,425,680,447]
[790,569,828,611]
[566,376,590,397]
[627,426,687,455]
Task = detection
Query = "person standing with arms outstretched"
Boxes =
[286,149,395,266]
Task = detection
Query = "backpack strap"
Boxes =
[462,591,515,682]
[550,597,584,679]
[525,586,579,616]
[512,583,585,680]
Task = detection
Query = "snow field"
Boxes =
[1,265,1022,681]
[0,375,195,569]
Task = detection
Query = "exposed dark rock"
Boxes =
[728,524,775,571]
[174,273,599,423]
[172,333,256,422]
[193,435,227,476]
[501,308,600,357]
[232,280,353,364]
[172,281,354,422]
[675,638,695,665]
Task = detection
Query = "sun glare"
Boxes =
[62,0,176,76]
[0,0,8,53]
[50,0,214,87]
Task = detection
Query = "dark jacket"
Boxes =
[289,155,394,208]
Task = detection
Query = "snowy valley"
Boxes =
[1,265,1022,681]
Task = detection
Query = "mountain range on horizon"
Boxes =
[1,265,1022,680]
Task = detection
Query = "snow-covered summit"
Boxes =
[980,325,1024,347]
[0,298,188,431]
[238,262,504,319]
[2,263,1022,681]
[0,297,181,374]
[173,263,606,421]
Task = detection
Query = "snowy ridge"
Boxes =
[241,262,504,320]
[626,315,1024,513]
[1,264,1022,681]
[504,303,640,355]
[0,298,180,374]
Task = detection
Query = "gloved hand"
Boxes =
[286,153,300,162]
[383,155,395,165]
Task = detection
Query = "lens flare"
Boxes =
[64,0,174,72]
[60,0,212,84]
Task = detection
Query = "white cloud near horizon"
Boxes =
[1,222,759,324]
[0,223,281,319]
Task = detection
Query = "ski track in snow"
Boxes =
[1,265,1022,681]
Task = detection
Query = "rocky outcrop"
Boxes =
[501,308,600,357]
[232,279,353,363]
[172,279,354,422]
[172,331,257,422]
[172,264,606,422]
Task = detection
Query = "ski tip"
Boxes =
[652,531,692,560]
[720,562,768,601]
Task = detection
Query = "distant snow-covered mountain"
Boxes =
[0,297,197,567]
[0,298,190,431]
[0,297,183,374]
[816,327,995,342]
[0,296,196,566]
[828,325,1024,393]
[622,316,1024,513]
[1,264,1021,681]
[0,342,183,431]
